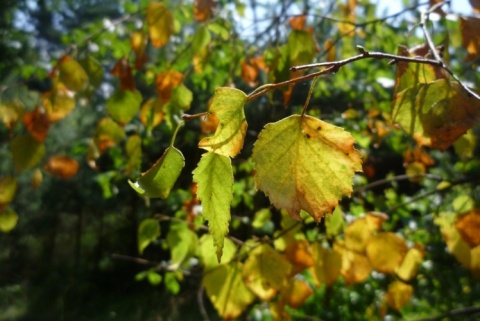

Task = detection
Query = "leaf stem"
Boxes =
[170,120,185,147]
[301,76,319,117]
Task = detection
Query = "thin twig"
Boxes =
[415,306,480,321]
[353,173,444,194]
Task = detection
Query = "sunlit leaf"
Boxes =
[0,207,19,233]
[325,207,345,237]
[10,134,46,172]
[241,59,259,87]
[203,263,255,320]
[310,243,342,286]
[23,108,50,142]
[289,15,306,30]
[288,30,315,66]
[129,147,184,198]
[193,152,233,262]
[396,247,424,281]
[44,155,80,179]
[280,278,313,309]
[155,70,184,103]
[106,89,142,125]
[285,239,314,275]
[334,242,372,285]
[453,195,474,214]
[138,218,160,254]
[198,234,236,271]
[455,209,480,248]
[366,232,408,273]
[198,87,248,158]
[170,84,193,110]
[384,281,413,311]
[58,55,89,92]
[242,243,292,300]
[392,79,480,150]
[253,115,362,222]
[167,223,198,267]
[0,100,24,129]
[436,213,472,268]
[31,168,43,190]
[454,130,476,161]
[146,2,174,48]
[42,81,76,123]
[344,217,372,253]
[139,98,164,128]
[192,25,211,53]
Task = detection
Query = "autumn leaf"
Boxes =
[455,209,480,248]
[193,152,233,262]
[203,263,255,320]
[125,135,142,175]
[288,30,315,66]
[23,108,50,142]
[155,70,184,103]
[78,56,104,90]
[94,117,126,153]
[310,243,342,287]
[106,89,142,125]
[194,0,217,22]
[285,239,314,275]
[436,213,472,268]
[384,281,413,311]
[460,16,480,61]
[10,134,46,172]
[58,55,89,92]
[0,100,24,129]
[396,246,424,281]
[128,147,184,198]
[392,79,480,150]
[139,98,164,128]
[146,2,174,48]
[42,81,76,123]
[334,242,372,285]
[366,232,408,273]
[280,278,313,309]
[454,130,476,161]
[198,87,248,158]
[242,243,292,300]
[289,15,307,31]
[252,115,362,222]
[0,177,17,208]
[31,168,43,190]
[111,57,135,91]
[44,155,80,179]
[241,59,259,87]
[130,32,148,70]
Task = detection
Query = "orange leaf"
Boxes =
[131,32,148,70]
[23,108,50,142]
[155,70,184,102]
[194,0,217,22]
[280,279,313,309]
[324,39,336,62]
[460,16,480,61]
[42,81,76,123]
[200,113,219,134]
[45,155,80,179]
[334,243,372,285]
[455,209,480,248]
[289,15,306,30]
[241,59,258,87]
[111,57,135,91]
[285,239,314,275]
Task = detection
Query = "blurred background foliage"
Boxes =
[1,0,480,320]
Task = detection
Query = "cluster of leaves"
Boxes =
[1,0,480,320]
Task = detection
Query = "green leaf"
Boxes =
[392,79,480,150]
[252,115,362,222]
[129,147,184,198]
[0,207,19,233]
[166,223,198,267]
[454,130,476,161]
[203,263,255,320]
[146,270,162,286]
[242,243,292,300]
[326,207,345,237]
[453,195,474,214]
[0,177,17,206]
[198,87,248,157]
[198,234,237,271]
[10,134,46,172]
[138,218,160,254]
[170,84,193,110]
[59,57,89,92]
[193,152,233,262]
[165,272,181,295]
[125,135,142,175]
[79,56,104,89]
[207,18,231,41]
[288,30,315,65]
[192,25,211,53]
[106,89,142,125]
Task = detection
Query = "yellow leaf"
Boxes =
[285,239,314,275]
[198,234,237,271]
[384,281,413,311]
[203,263,255,320]
[139,98,164,128]
[252,115,362,222]
[0,177,17,207]
[471,245,480,277]
[198,87,248,158]
[0,100,24,129]
[310,243,342,286]
[42,81,76,123]
[454,130,476,161]
[31,168,43,190]
[396,247,424,281]
[344,216,375,253]
[58,55,89,92]
[366,232,408,273]
[0,207,19,233]
[146,2,174,48]
[335,242,372,285]
[242,244,292,301]
[436,213,472,268]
